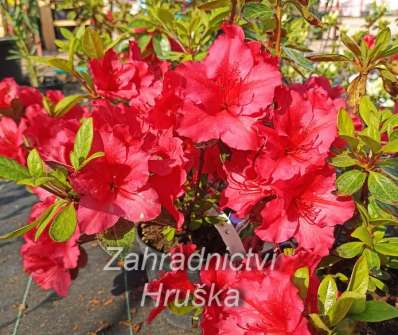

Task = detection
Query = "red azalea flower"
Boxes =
[0,116,27,163]
[221,150,272,218]
[71,131,161,234]
[200,258,311,335]
[256,79,341,181]
[0,78,19,109]
[175,24,281,150]
[256,166,355,256]
[23,104,83,165]
[21,196,80,297]
[89,42,166,109]
[363,34,376,49]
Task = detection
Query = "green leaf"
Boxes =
[350,301,398,322]
[162,226,176,241]
[359,133,381,152]
[370,218,398,226]
[0,222,36,240]
[98,219,137,259]
[374,238,398,256]
[0,156,30,181]
[79,152,105,170]
[293,266,309,300]
[351,225,372,247]
[198,0,230,11]
[283,47,314,71]
[292,2,321,26]
[34,202,64,241]
[49,203,77,242]
[370,28,391,61]
[152,34,171,60]
[357,202,370,224]
[242,2,273,20]
[336,170,367,196]
[363,248,381,270]
[328,291,362,326]
[382,139,398,153]
[369,276,386,292]
[30,56,72,73]
[309,314,332,334]
[168,302,195,316]
[341,32,362,58]
[347,255,369,314]
[382,45,398,58]
[53,95,84,117]
[368,171,398,204]
[71,118,94,170]
[348,256,369,295]
[307,54,350,62]
[336,242,364,259]
[318,275,338,315]
[338,109,355,136]
[27,149,44,178]
[359,96,380,129]
[82,27,104,59]
[331,153,358,168]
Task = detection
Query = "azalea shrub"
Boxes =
[2,1,398,334]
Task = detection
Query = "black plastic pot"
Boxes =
[0,37,26,84]
[135,233,201,331]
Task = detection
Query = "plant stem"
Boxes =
[12,276,33,335]
[274,0,282,57]
[230,0,238,23]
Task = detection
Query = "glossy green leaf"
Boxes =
[309,314,332,334]
[0,222,36,240]
[363,248,381,270]
[374,238,398,256]
[348,255,369,295]
[30,56,72,73]
[368,171,398,204]
[49,203,77,242]
[351,225,372,247]
[0,156,30,181]
[293,266,310,300]
[71,118,94,170]
[34,202,64,241]
[337,109,355,136]
[336,242,364,259]
[27,149,44,178]
[336,170,367,195]
[341,32,361,58]
[328,291,361,326]
[152,34,171,59]
[350,301,398,322]
[359,96,380,129]
[347,255,369,314]
[82,27,104,59]
[307,53,350,62]
[54,95,84,117]
[382,139,398,153]
[318,275,338,315]
[331,153,358,168]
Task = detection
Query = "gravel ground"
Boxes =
[0,182,199,335]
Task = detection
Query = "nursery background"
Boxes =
[1,0,398,334]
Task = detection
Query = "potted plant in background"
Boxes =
[0,0,41,86]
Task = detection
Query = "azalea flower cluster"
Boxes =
[0,24,355,332]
